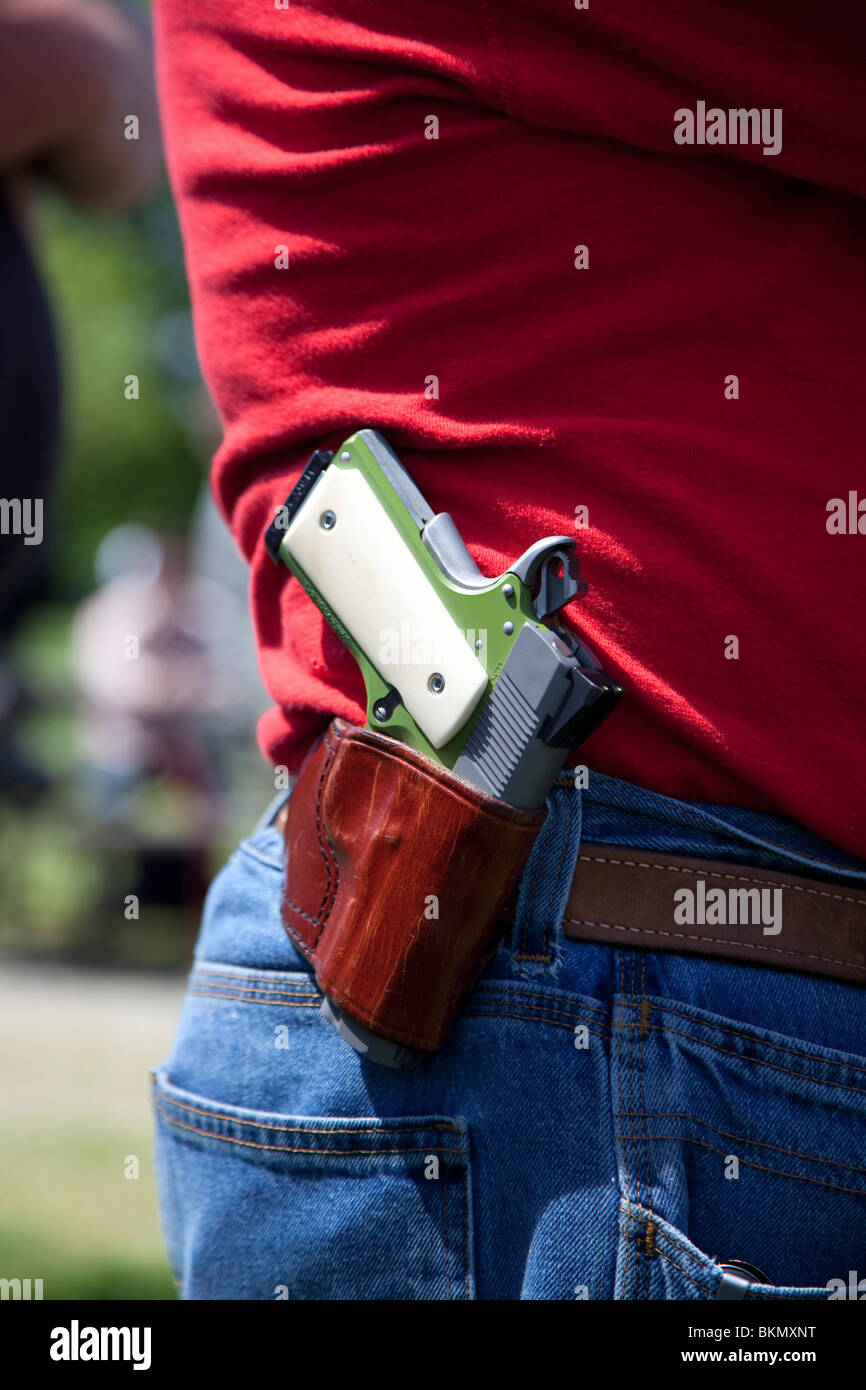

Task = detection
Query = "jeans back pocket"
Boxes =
[152,1069,474,1299]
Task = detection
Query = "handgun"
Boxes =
[266,429,621,809]
[265,429,622,1065]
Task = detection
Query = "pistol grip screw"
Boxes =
[319,510,337,530]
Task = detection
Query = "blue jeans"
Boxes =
[152,771,866,1299]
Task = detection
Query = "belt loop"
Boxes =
[506,778,582,978]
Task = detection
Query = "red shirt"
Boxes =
[154,0,866,856]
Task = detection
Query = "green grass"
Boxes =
[0,1129,176,1300]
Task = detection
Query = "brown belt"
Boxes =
[528,845,866,986]
[276,787,866,986]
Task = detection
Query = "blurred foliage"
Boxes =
[10,603,74,698]
[35,185,205,597]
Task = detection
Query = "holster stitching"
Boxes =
[282,725,342,953]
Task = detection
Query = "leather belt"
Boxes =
[537,845,866,986]
[275,802,865,986]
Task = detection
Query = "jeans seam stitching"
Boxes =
[516,835,546,960]
[614,1130,866,1198]
[192,969,314,988]
[441,1178,452,1301]
[653,1245,714,1296]
[189,983,315,999]
[463,1007,608,1037]
[463,1161,472,1301]
[538,820,571,959]
[615,1111,866,1175]
[154,1101,468,1156]
[618,959,637,1296]
[154,1089,462,1136]
[188,989,315,1008]
[632,1004,866,1072]
[622,1022,866,1095]
[638,954,653,1301]
[475,984,606,1016]
[467,997,605,1024]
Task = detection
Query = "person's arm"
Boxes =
[0,0,159,208]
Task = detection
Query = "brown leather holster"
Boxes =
[280,717,545,1053]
